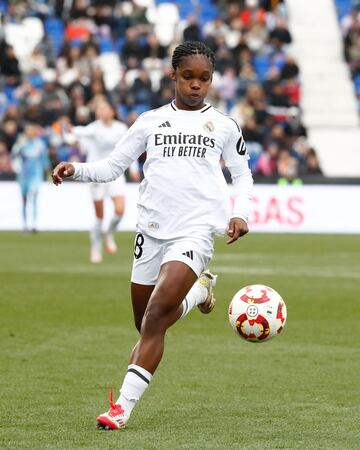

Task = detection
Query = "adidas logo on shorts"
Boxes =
[158,121,171,128]
[182,251,193,260]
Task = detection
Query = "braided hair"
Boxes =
[172,41,216,72]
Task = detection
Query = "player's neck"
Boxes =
[173,99,206,111]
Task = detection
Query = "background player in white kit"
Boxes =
[53,42,253,429]
[68,101,141,263]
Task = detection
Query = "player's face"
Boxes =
[172,55,213,110]
[96,102,114,121]
[25,125,37,139]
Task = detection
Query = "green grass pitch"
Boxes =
[0,231,359,449]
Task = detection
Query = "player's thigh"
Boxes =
[130,232,163,324]
[89,183,105,202]
[144,234,214,323]
[143,261,198,329]
[90,183,105,218]
[108,177,126,206]
[131,232,163,285]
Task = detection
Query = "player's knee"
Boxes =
[141,302,169,334]
[114,207,124,216]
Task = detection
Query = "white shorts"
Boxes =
[131,232,214,285]
[89,175,126,201]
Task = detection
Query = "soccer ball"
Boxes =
[228,285,287,343]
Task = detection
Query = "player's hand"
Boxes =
[226,217,249,244]
[52,162,75,185]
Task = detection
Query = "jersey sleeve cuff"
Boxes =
[230,213,248,223]
[71,162,82,180]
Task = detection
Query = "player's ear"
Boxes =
[170,69,176,81]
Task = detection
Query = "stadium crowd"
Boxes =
[0,0,323,182]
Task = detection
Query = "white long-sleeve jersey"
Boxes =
[72,101,253,239]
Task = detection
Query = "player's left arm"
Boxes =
[222,120,254,245]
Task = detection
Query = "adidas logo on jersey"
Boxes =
[158,121,171,128]
[182,251,194,260]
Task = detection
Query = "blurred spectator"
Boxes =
[130,69,153,107]
[0,140,13,174]
[0,42,22,86]
[256,144,279,176]
[269,83,290,107]
[237,62,258,96]
[143,34,168,60]
[183,15,202,42]
[277,148,299,181]
[305,148,323,175]
[280,55,299,80]
[242,116,264,143]
[240,0,266,27]
[284,107,307,141]
[246,22,268,53]
[1,117,21,151]
[122,28,146,68]
[215,67,239,108]
[269,17,292,47]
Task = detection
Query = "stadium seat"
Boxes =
[4,85,16,102]
[354,74,360,93]
[98,53,122,91]
[44,17,64,56]
[133,104,149,115]
[0,0,7,13]
[98,36,115,53]
[253,55,270,80]
[334,0,352,19]
[147,3,179,46]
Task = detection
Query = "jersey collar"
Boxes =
[170,101,212,113]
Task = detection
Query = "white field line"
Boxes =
[5,263,359,280]
[212,252,356,261]
[211,265,360,280]
[7,265,130,275]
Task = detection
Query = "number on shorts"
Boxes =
[134,233,144,259]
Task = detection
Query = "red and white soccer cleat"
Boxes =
[96,390,127,430]
[197,270,217,314]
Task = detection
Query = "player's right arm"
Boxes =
[52,116,146,185]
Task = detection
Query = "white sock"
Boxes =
[116,364,152,420]
[180,279,207,318]
[90,218,102,250]
[107,214,122,234]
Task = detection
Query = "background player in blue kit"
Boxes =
[12,123,50,233]
[52,41,253,430]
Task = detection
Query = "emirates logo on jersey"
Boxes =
[154,132,216,159]
[203,121,215,133]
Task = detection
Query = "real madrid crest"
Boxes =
[203,121,215,132]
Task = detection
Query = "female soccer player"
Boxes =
[52,41,253,429]
[12,123,50,233]
[68,100,141,263]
